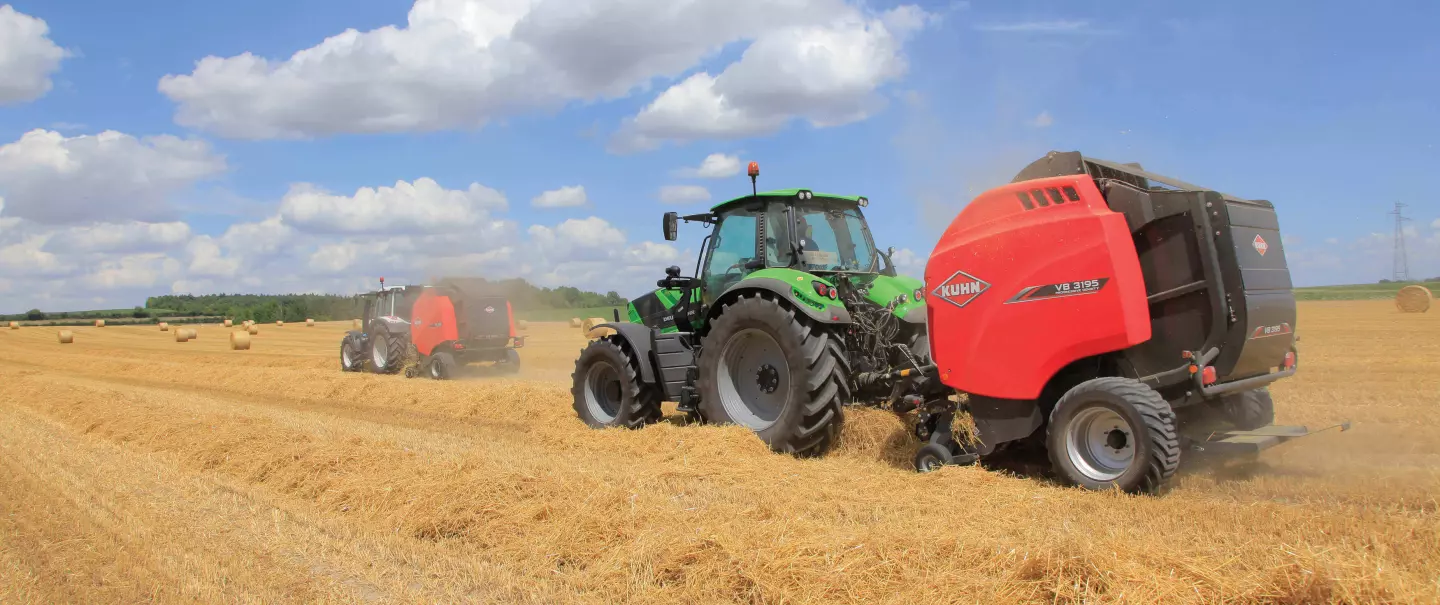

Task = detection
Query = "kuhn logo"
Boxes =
[931,270,990,308]
[484,306,495,313]
[1252,235,1269,256]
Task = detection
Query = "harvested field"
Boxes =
[0,301,1436,604]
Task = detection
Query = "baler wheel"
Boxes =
[571,336,662,429]
[1047,377,1180,494]
[500,349,522,374]
[429,351,457,380]
[913,442,955,472]
[1222,387,1275,431]
[696,293,847,457]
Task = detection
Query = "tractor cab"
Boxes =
[359,277,418,334]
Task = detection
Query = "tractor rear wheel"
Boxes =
[696,293,847,457]
[340,339,362,372]
[571,336,662,429]
[1047,377,1180,494]
[429,351,457,380]
[1222,388,1274,431]
[369,331,406,374]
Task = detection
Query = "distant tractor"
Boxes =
[573,153,1346,494]
[341,278,523,378]
[572,162,928,456]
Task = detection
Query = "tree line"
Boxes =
[3,278,629,323]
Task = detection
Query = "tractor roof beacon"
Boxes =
[571,161,932,456]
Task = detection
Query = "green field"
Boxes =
[1295,281,1438,301]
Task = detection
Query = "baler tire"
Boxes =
[571,336,662,430]
[913,442,955,473]
[1047,377,1180,494]
[501,348,522,374]
[1223,388,1275,431]
[340,339,363,372]
[429,351,457,380]
[696,293,846,457]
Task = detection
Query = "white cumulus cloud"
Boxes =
[531,185,588,208]
[157,0,930,144]
[674,153,741,178]
[0,129,227,224]
[46,221,191,254]
[0,5,68,105]
[278,177,506,235]
[658,185,712,204]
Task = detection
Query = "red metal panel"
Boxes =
[411,288,458,356]
[925,175,1151,399]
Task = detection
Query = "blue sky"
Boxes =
[0,0,1435,313]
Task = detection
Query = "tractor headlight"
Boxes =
[913,289,924,300]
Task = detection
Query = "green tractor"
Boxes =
[571,162,929,456]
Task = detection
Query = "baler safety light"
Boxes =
[453,342,465,350]
[1283,352,1295,369]
[1201,366,1217,385]
[515,336,526,348]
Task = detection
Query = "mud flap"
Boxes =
[1186,421,1351,459]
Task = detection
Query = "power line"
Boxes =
[1389,202,1411,281]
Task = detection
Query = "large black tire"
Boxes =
[340,338,363,372]
[571,336,662,429]
[1046,377,1180,494]
[368,331,406,374]
[428,351,457,380]
[695,293,848,457]
[1222,388,1275,431]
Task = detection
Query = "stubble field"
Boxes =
[0,300,1436,604]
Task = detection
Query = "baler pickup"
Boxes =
[1190,422,1351,458]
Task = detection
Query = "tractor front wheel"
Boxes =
[696,293,848,457]
[340,339,362,372]
[1047,377,1180,494]
[571,337,662,429]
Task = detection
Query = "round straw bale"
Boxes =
[306,318,315,327]
[175,330,190,343]
[569,317,583,328]
[57,330,73,344]
[1396,285,1433,313]
[159,322,169,331]
[183,328,198,340]
[276,320,284,327]
[587,325,617,339]
[94,319,105,328]
[517,319,529,331]
[230,330,251,350]
[581,317,608,333]
[224,319,233,327]
[248,325,259,335]
[353,319,362,329]
[8,321,18,330]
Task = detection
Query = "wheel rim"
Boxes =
[342,346,353,368]
[430,360,442,379]
[716,328,789,431]
[583,362,623,422]
[918,453,945,472]
[1065,405,1135,482]
[372,339,387,368]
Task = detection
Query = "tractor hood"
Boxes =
[847,273,926,323]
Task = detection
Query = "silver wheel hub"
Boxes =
[372,340,387,368]
[717,328,789,431]
[343,346,353,367]
[584,362,623,422]
[1065,406,1135,482]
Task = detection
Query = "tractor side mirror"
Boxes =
[887,246,896,257]
[665,265,682,278]
[663,212,679,241]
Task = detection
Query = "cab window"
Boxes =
[703,208,760,299]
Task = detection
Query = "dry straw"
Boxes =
[175,329,190,343]
[1396,285,1432,313]
[248,325,259,335]
[306,318,315,327]
[581,317,608,333]
[353,319,362,329]
[159,322,169,331]
[8,321,18,330]
[517,320,529,331]
[94,319,105,328]
[569,317,582,328]
[56,330,73,343]
[230,331,251,350]
[277,320,285,327]
[224,319,233,327]
[185,328,199,340]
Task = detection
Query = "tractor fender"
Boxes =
[597,322,663,387]
[709,278,853,325]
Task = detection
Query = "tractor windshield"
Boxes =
[781,204,878,273]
